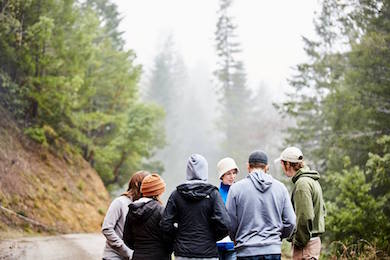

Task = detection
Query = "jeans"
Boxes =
[218,249,237,260]
[237,254,281,260]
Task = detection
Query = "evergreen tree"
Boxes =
[278,0,390,255]
[144,35,187,186]
[278,0,390,170]
[214,0,256,166]
[0,0,165,189]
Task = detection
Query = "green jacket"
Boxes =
[291,166,326,248]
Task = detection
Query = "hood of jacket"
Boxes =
[127,198,156,221]
[176,182,217,201]
[248,170,273,193]
[292,166,320,183]
[186,154,208,181]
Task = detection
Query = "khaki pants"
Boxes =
[293,237,321,260]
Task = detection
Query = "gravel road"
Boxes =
[0,233,106,260]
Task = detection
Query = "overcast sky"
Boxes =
[113,0,319,92]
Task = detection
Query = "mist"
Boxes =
[140,35,290,201]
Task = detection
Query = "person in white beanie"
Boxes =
[216,157,239,260]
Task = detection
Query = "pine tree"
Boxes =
[214,0,254,166]
[0,0,165,188]
[278,0,390,254]
[144,36,187,178]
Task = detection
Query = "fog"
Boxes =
[140,35,292,201]
[112,0,318,198]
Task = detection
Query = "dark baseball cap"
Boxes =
[248,150,268,164]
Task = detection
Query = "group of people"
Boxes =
[101,147,325,260]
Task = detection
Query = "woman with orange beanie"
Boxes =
[123,173,172,260]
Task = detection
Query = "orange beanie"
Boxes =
[141,174,166,197]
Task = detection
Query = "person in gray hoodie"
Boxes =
[226,150,296,260]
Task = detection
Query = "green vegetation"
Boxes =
[278,0,390,256]
[0,0,164,189]
[24,127,47,145]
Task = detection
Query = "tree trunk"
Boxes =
[106,152,126,185]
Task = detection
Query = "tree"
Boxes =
[277,0,390,255]
[144,35,188,180]
[278,0,390,170]
[0,0,165,188]
[214,0,255,166]
[326,136,390,256]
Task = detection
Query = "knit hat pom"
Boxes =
[141,173,166,197]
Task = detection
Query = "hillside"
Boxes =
[0,106,110,238]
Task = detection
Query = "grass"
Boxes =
[326,239,389,259]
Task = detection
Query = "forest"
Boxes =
[0,0,389,258]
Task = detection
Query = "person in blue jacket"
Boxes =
[216,157,239,260]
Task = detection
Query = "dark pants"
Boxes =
[237,254,281,260]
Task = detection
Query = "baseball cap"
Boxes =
[248,150,268,164]
[276,147,303,163]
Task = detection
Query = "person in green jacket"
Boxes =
[278,147,325,260]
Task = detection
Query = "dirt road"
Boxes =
[0,233,106,260]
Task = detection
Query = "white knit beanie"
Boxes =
[217,157,239,179]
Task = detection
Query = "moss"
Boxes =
[77,180,85,191]
[98,208,105,216]
[33,201,40,209]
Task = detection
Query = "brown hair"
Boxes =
[122,170,150,200]
[249,162,267,170]
[282,161,304,171]
[151,195,164,205]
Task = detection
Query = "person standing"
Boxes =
[161,154,231,260]
[216,157,239,260]
[102,171,150,260]
[278,147,325,260]
[123,174,172,260]
[226,150,296,260]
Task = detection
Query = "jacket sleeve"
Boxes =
[123,208,135,250]
[160,192,178,243]
[281,186,296,239]
[157,206,174,255]
[210,189,231,241]
[225,187,237,241]
[293,186,315,248]
[102,198,133,259]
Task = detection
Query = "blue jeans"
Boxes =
[237,254,281,260]
[218,249,237,260]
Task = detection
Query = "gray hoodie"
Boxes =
[186,154,208,181]
[226,170,296,257]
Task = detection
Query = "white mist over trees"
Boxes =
[143,0,289,195]
[144,35,221,197]
[214,0,287,177]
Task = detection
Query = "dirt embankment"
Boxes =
[0,106,110,238]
